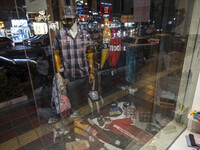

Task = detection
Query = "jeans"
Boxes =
[67,76,89,113]
[39,73,48,87]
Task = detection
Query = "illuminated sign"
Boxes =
[104,7,109,14]
[0,21,4,29]
[33,22,48,35]
[101,2,111,6]
[11,19,28,27]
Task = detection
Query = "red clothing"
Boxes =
[104,118,153,145]
[109,28,121,67]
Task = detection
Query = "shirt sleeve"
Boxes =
[84,31,95,51]
[53,29,61,50]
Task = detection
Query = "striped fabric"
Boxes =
[54,28,94,78]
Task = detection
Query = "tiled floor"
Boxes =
[0,51,185,150]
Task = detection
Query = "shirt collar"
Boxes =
[64,27,81,40]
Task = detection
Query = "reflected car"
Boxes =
[122,36,157,59]
[123,36,154,47]
[27,34,49,47]
[0,37,14,49]
[0,56,37,81]
[23,35,41,46]
[148,34,171,44]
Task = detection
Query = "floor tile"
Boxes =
[25,106,36,115]
[18,130,39,146]
[31,118,42,128]
[0,109,9,118]
[0,129,16,143]
[45,141,63,150]
[14,122,33,136]
[22,139,43,150]
[12,116,29,127]
[0,115,10,125]
[10,110,26,120]
[0,122,13,133]
[0,138,20,150]
[41,132,59,148]
[27,113,38,120]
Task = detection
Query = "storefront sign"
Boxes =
[33,22,48,35]
[25,0,47,12]
[133,0,150,22]
[11,19,28,27]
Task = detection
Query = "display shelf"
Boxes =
[188,114,200,123]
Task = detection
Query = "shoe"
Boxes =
[104,117,111,124]
[58,127,69,135]
[70,112,79,118]
[97,116,105,126]
[48,117,58,124]
[120,85,129,90]
[129,88,138,95]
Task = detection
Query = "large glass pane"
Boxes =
[1,0,200,150]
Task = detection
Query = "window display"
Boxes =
[1,0,200,150]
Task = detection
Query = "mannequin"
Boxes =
[53,8,95,117]
[55,17,94,84]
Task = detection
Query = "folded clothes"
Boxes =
[186,135,200,149]
[185,135,192,147]
[66,140,90,150]
[194,133,200,146]
[189,134,198,147]
[109,107,121,116]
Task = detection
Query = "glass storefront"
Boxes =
[0,0,200,150]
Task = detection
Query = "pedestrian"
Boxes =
[36,53,49,89]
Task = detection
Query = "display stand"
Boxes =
[187,113,200,134]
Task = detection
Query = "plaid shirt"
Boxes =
[54,27,94,78]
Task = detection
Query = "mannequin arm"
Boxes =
[54,50,61,73]
[87,49,94,84]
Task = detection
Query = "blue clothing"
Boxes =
[126,46,137,84]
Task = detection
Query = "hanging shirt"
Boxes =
[109,28,121,67]
[54,27,94,78]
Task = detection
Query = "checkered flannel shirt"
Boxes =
[54,28,94,78]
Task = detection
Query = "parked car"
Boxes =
[148,34,171,44]
[0,37,14,49]
[0,56,37,81]
[23,35,41,46]
[122,36,157,59]
[28,34,50,47]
